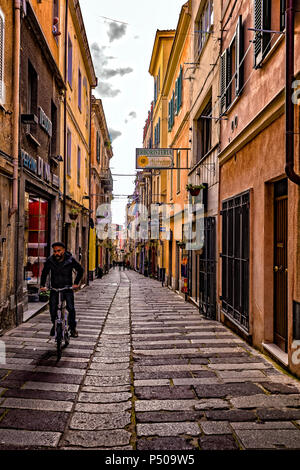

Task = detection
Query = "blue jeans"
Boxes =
[49,290,76,330]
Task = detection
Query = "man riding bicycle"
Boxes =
[40,242,83,338]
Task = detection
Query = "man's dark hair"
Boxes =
[52,242,65,249]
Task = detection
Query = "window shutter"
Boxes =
[280,0,286,31]
[253,0,263,68]
[0,12,4,103]
[235,15,244,96]
[175,79,178,115]
[179,66,183,109]
[68,36,73,86]
[220,50,227,114]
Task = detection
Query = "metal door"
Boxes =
[274,179,288,352]
[199,217,217,320]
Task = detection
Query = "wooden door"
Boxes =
[274,179,288,352]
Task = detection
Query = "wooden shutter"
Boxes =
[253,0,263,68]
[174,79,178,115]
[0,11,4,103]
[220,50,227,114]
[280,0,286,31]
[235,15,244,96]
[68,35,73,85]
[179,66,183,109]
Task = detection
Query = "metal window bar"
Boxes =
[221,192,250,330]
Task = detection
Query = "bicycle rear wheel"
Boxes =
[56,324,63,360]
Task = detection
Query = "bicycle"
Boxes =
[50,286,73,361]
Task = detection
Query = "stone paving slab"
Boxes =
[235,429,300,449]
[136,422,200,437]
[63,430,131,448]
[0,429,61,447]
[70,412,131,430]
[0,397,73,412]
[22,382,80,392]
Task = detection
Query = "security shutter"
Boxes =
[0,11,4,103]
[235,15,244,96]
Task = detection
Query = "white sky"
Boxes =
[80,0,186,225]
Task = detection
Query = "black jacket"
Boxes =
[40,251,84,288]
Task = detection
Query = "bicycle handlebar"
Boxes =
[49,286,74,292]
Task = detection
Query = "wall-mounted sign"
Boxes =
[136,148,174,169]
[39,107,52,137]
[21,149,59,188]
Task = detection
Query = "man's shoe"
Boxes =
[50,325,55,337]
[70,329,78,338]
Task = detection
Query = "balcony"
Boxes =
[100,168,113,191]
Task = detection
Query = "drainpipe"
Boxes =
[286,0,300,185]
[62,0,69,244]
[10,0,21,217]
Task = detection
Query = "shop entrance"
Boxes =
[24,193,50,302]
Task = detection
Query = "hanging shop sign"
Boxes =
[136,148,174,169]
[21,149,60,188]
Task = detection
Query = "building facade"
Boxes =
[218,0,300,377]
[90,96,113,279]
[0,0,17,330]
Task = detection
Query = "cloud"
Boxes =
[125,111,137,123]
[101,67,133,80]
[91,43,115,73]
[107,22,127,43]
[96,82,121,98]
[109,129,122,141]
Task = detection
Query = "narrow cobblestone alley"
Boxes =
[0,270,300,450]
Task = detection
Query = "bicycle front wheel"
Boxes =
[56,324,63,360]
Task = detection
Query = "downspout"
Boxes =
[286,0,300,185]
[10,0,21,217]
[62,0,69,244]
[87,87,92,286]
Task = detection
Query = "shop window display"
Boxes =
[24,194,49,302]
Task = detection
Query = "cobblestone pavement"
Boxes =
[0,269,300,450]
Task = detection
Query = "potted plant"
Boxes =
[69,208,79,220]
[177,241,186,248]
[186,183,206,197]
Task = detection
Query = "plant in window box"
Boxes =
[69,208,79,220]
[104,140,111,149]
[177,241,186,248]
[186,183,206,197]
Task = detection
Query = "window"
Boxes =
[169,67,183,128]
[253,0,286,69]
[170,168,173,200]
[67,129,71,176]
[176,151,181,193]
[196,99,212,162]
[50,101,57,156]
[52,0,59,40]
[195,0,213,58]
[78,68,82,111]
[77,146,81,186]
[96,131,101,163]
[221,191,250,331]
[67,35,72,87]
[83,76,88,128]
[157,68,161,94]
[220,16,244,114]
[154,118,160,148]
[0,9,4,104]
[28,61,38,135]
